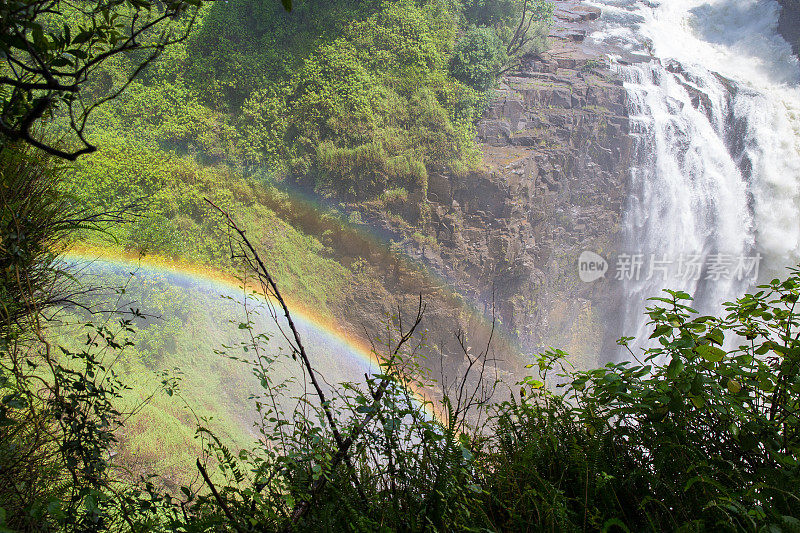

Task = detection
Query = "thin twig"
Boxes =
[196,459,247,533]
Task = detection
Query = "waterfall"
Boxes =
[587,0,800,349]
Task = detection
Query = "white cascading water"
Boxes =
[587,0,800,350]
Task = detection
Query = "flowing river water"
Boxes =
[587,0,800,348]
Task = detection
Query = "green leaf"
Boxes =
[84,493,96,512]
[31,24,46,51]
[727,379,741,394]
[696,345,725,363]
[650,324,672,339]
[602,518,631,533]
[706,328,724,345]
[281,0,292,11]
[51,56,73,68]
[667,358,684,379]
[67,48,88,60]
[523,377,544,389]
[780,515,800,533]
[73,31,93,45]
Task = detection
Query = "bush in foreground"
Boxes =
[4,200,800,531]
[482,277,800,531]
[141,254,800,531]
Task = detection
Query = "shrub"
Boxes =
[381,187,409,204]
[0,144,156,531]
[450,26,507,92]
[460,0,522,27]
[178,0,489,202]
[482,276,800,531]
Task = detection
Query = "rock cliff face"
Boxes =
[778,0,800,58]
[345,0,631,362]
[427,55,629,353]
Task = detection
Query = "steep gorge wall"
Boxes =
[346,0,631,361]
[429,69,627,351]
[424,3,630,354]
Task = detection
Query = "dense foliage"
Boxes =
[64,137,350,313]
[65,0,551,205]
[45,0,552,314]
[483,281,800,531]
[450,26,506,92]
[0,143,133,531]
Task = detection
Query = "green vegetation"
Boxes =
[0,144,72,324]
[8,194,800,531]
[64,138,349,313]
[64,0,552,204]
[22,1,800,532]
[0,0,202,159]
[484,283,800,530]
[450,26,507,92]
[181,0,499,196]
[43,0,552,314]
[0,143,134,531]
[51,271,265,488]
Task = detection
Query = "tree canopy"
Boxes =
[0,0,203,159]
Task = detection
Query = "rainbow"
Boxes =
[63,246,444,422]
[220,182,509,349]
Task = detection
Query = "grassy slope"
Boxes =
[54,0,530,487]
[51,271,263,487]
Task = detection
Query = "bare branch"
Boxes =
[196,459,247,533]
